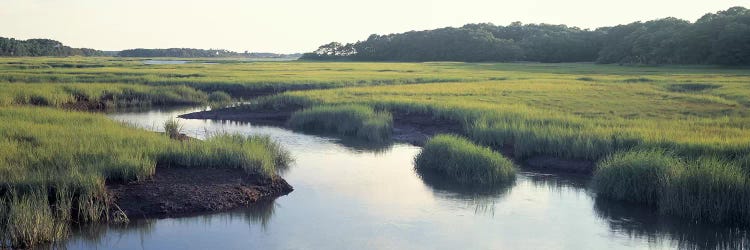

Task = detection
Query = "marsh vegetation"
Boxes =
[414,134,516,185]
[1,57,750,247]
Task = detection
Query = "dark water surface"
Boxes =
[60,106,750,249]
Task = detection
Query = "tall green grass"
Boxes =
[287,105,392,142]
[0,83,211,109]
[414,134,517,185]
[159,133,292,177]
[0,107,290,247]
[661,158,750,225]
[246,64,750,224]
[592,150,683,205]
[163,118,184,139]
[593,150,750,224]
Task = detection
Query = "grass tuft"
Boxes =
[287,104,392,142]
[208,91,232,103]
[661,158,750,224]
[592,149,683,205]
[414,134,516,185]
[163,118,183,139]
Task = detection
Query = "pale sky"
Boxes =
[1,0,747,53]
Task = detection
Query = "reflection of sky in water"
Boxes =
[60,106,750,249]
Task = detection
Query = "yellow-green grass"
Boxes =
[3,57,750,228]
[0,82,235,109]
[592,150,683,206]
[0,107,290,247]
[287,105,392,142]
[8,57,749,99]
[241,62,750,224]
[256,77,750,161]
[414,134,516,185]
[594,150,750,225]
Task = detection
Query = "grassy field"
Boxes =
[1,57,750,244]
[246,62,750,224]
[0,57,302,247]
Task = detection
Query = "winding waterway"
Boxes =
[60,106,750,249]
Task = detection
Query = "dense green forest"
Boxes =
[302,7,750,65]
[0,37,108,57]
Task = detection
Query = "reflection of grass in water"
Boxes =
[520,171,590,194]
[66,200,278,246]
[194,199,278,230]
[288,105,393,142]
[62,219,156,248]
[594,197,750,250]
[416,169,514,217]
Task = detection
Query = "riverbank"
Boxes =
[0,106,295,248]
[108,165,293,219]
[179,106,596,174]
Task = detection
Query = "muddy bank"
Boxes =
[180,106,292,127]
[108,166,293,219]
[179,107,595,174]
[179,107,464,146]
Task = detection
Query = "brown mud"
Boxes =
[179,107,596,174]
[108,166,293,219]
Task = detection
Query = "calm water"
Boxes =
[142,60,188,65]
[60,106,749,250]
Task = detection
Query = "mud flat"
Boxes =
[108,165,293,219]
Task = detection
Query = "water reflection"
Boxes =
[594,197,750,250]
[64,105,750,250]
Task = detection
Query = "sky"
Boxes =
[1,0,747,53]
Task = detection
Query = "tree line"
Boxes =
[117,48,237,57]
[0,37,108,57]
[117,49,302,58]
[302,7,750,65]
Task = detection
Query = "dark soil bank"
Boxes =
[180,107,595,174]
[108,166,293,219]
[179,106,291,127]
[179,107,464,146]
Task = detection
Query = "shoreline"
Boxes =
[179,107,596,174]
[108,165,293,219]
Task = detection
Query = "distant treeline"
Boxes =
[302,7,750,65]
[117,48,237,57]
[117,49,302,58]
[0,38,302,59]
[0,37,109,57]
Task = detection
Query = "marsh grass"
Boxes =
[414,134,517,185]
[593,151,750,224]
[0,83,210,110]
[159,133,292,176]
[287,105,392,142]
[208,91,232,103]
[244,62,750,224]
[163,118,183,139]
[592,150,683,205]
[661,158,750,225]
[0,107,291,247]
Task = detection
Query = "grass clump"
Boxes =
[592,149,683,205]
[593,150,750,224]
[414,134,516,185]
[163,118,183,139]
[159,133,292,177]
[208,91,232,103]
[661,158,750,224]
[287,104,392,142]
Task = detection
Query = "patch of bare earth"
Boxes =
[108,166,293,219]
